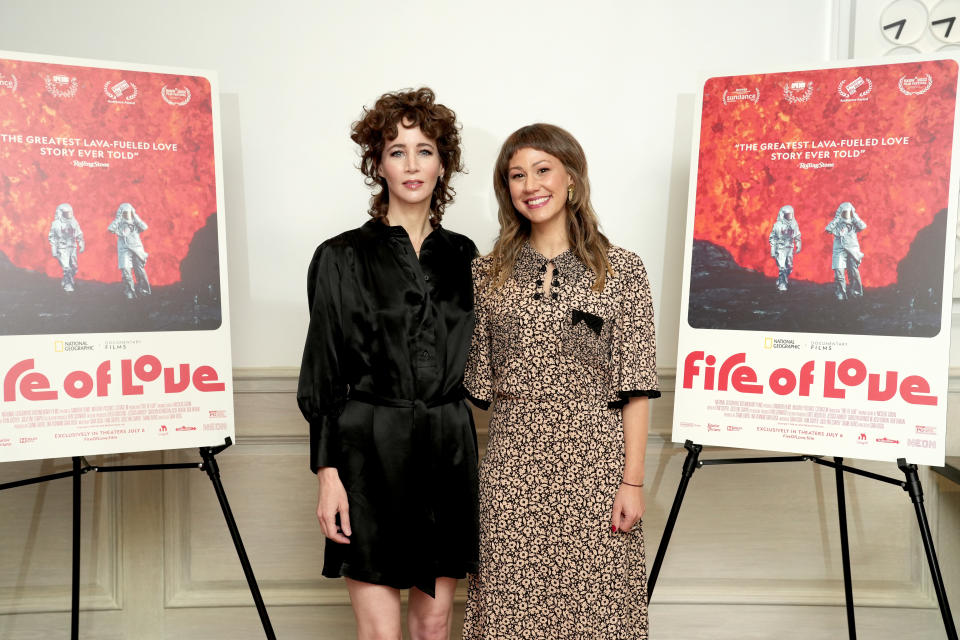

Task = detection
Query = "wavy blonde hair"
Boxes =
[489,123,612,290]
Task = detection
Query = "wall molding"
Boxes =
[0,471,122,614]
[162,447,347,609]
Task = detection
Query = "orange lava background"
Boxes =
[0,58,215,286]
[695,60,957,287]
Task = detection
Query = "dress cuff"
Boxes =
[309,413,340,473]
[607,389,661,409]
[465,392,491,411]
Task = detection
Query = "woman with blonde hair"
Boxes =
[463,123,659,639]
[297,88,478,640]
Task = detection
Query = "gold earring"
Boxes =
[567,185,575,203]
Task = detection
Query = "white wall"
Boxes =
[0,0,843,368]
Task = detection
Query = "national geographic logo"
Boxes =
[764,337,799,350]
[54,339,94,352]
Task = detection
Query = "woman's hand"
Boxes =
[316,467,351,544]
[611,482,645,533]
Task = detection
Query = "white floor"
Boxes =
[166,603,954,639]
[0,602,952,638]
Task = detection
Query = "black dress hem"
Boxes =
[607,389,662,409]
[322,562,479,598]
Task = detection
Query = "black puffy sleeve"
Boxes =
[297,242,348,472]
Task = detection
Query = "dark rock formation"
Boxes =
[687,238,942,337]
[0,216,223,336]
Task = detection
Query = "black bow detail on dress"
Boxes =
[571,310,604,336]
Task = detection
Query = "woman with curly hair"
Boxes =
[297,88,478,639]
[463,123,660,639]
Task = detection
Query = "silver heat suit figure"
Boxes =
[768,204,801,291]
[107,202,151,299]
[824,201,866,300]
[48,203,84,292]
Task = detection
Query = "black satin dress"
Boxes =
[297,218,479,596]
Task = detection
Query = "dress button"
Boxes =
[424,274,431,282]
[551,292,558,300]
[539,264,547,273]
[536,279,543,287]
[552,279,559,287]
[533,292,542,300]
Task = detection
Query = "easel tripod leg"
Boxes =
[199,446,276,640]
[648,441,702,600]
[898,459,958,640]
[834,457,856,640]
[71,457,81,640]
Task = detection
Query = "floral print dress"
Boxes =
[463,241,660,639]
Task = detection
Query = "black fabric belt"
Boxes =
[348,387,465,409]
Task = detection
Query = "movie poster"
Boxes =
[674,57,959,465]
[0,50,234,462]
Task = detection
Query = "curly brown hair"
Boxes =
[351,87,464,226]
[489,123,613,291]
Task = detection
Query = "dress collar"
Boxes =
[513,240,589,282]
[362,217,444,240]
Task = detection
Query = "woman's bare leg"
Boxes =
[345,578,402,640]
[407,577,457,640]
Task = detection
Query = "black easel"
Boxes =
[0,437,276,640]
[648,440,957,640]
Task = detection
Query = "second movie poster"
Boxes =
[674,57,960,466]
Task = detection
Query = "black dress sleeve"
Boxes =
[297,242,348,472]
